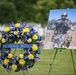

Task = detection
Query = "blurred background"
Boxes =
[0,0,76,37]
[0,1,76,75]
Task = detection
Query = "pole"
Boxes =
[70,49,76,75]
[74,49,76,53]
[8,70,11,75]
[13,48,16,55]
[23,69,28,75]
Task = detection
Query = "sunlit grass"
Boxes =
[0,48,76,75]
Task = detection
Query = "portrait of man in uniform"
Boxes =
[44,9,76,49]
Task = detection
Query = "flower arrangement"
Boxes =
[0,22,42,72]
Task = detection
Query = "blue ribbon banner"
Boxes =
[2,44,32,48]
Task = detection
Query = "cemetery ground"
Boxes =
[0,47,76,75]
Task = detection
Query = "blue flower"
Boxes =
[22,66,27,71]
[5,34,9,39]
[26,49,30,54]
[28,64,34,68]
[37,42,43,47]
[2,50,8,55]
[1,55,5,60]
[24,56,28,60]
[2,64,7,68]
[11,28,16,31]
[18,32,21,37]
[6,66,11,71]
[0,30,2,33]
[22,22,27,27]
[34,57,37,62]
[2,35,6,38]
[29,26,34,32]
[24,35,27,40]
[9,22,14,27]
[12,58,18,64]
[15,28,19,31]
[11,34,16,38]
[15,69,20,72]
[18,28,22,31]
[37,36,42,41]
[36,50,40,54]
[27,34,31,39]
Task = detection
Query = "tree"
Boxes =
[6,0,37,22]
[33,0,57,27]
[0,0,37,23]
[0,2,17,24]
[55,0,76,9]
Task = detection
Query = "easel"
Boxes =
[48,48,76,75]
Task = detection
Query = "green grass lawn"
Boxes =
[0,48,76,75]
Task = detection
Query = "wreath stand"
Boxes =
[7,70,28,75]
[48,48,76,75]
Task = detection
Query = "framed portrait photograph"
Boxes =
[43,9,76,49]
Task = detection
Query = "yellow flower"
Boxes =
[4,27,10,32]
[32,34,38,40]
[1,38,6,43]
[15,23,20,28]
[12,64,17,70]
[32,44,38,51]
[19,59,26,65]
[27,38,32,43]
[22,28,30,33]
[4,59,9,65]
[8,53,12,59]
[0,34,2,40]
[14,31,19,35]
[28,54,34,59]
[19,54,24,59]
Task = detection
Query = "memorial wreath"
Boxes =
[0,22,42,72]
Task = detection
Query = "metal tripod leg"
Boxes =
[26,69,28,75]
[48,49,58,75]
[23,71,26,75]
[74,49,76,54]
[8,70,11,75]
[7,70,28,75]
[70,49,76,75]
[13,48,16,55]
[23,69,28,75]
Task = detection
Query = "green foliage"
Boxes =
[6,0,37,22]
[55,0,76,8]
[0,0,76,24]
[0,2,17,24]
[34,0,57,26]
